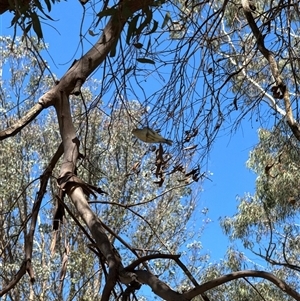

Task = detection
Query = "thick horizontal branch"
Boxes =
[135,270,189,301]
[184,270,300,300]
[0,86,57,140]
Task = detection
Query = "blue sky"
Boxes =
[0,1,260,263]
[200,126,258,259]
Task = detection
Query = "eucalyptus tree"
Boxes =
[0,36,200,300]
[218,121,300,301]
[1,0,300,300]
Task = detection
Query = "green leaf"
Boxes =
[137,58,155,64]
[31,12,43,39]
[162,12,171,28]
[126,15,139,45]
[133,43,143,49]
[10,15,18,26]
[24,23,32,34]
[33,0,55,20]
[136,8,152,35]
[124,67,133,75]
[33,0,44,13]
[44,0,52,11]
[39,11,55,21]
[145,38,151,54]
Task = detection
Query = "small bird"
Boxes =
[132,127,173,146]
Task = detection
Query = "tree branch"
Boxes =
[135,270,189,301]
[0,102,46,140]
[184,270,300,300]
[55,0,155,96]
[125,253,181,271]
[0,143,63,296]
[50,1,158,299]
[241,0,300,141]
[0,261,27,296]
[0,0,153,141]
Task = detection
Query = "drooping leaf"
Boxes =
[145,38,151,54]
[44,0,52,11]
[124,67,133,75]
[34,0,43,11]
[126,14,139,45]
[137,57,155,64]
[31,12,43,39]
[24,23,32,34]
[136,7,152,35]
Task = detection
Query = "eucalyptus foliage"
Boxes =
[221,122,300,300]
[0,36,203,300]
[1,0,300,299]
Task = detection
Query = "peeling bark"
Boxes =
[3,0,300,300]
[49,1,154,299]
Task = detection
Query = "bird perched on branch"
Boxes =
[132,127,173,146]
